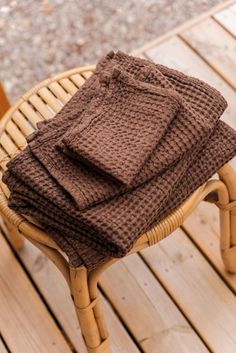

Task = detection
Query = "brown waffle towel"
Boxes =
[2,50,236,269]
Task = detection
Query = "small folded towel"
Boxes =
[2,50,236,270]
[57,66,182,185]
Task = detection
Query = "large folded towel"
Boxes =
[20,50,228,211]
[2,50,236,270]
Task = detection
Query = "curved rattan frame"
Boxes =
[0,66,236,353]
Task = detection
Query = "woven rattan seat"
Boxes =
[1,66,236,353]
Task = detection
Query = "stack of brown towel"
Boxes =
[3,50,236,269]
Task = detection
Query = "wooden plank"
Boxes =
[99,254,209,353]
[145,35,236,129]
[180,18,236,89]
[0,233,72,353]
[0,338,8,353]
[14,238,140,353]
[214,3,236,37]
[182,201,236,293]
[140,229,236,353]
[133,0,236,56]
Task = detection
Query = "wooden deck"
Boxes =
[0,1,236,352]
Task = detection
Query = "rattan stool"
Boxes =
[0,66,236,353]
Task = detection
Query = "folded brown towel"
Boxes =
[57,66,182,185]
[24,50,227,210]
[2,50,236,270]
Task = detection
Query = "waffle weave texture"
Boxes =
[2,50,236,269]
[58,67,182,186]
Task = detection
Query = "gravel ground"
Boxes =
[0,0,225,102]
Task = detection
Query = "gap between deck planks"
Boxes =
[0,337,9,353]
[214,3,236,37]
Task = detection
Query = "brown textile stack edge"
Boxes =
[2,50,236,270]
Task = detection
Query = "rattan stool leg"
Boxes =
[218,164,236,273]
[70,265,110,353]
[2,216,25,249]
